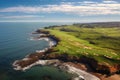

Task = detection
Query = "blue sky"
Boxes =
[0,0,120,22]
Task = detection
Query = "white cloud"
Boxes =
[1,15,44,19]
[82,1,97,4]
[103,0,118,3]
[0,1,120,16]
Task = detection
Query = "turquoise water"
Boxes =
[0,22,72,80]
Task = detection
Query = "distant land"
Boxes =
[73,22,120,28]
[13,22,120,80]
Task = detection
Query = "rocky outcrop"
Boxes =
[13,29,120,76]
[14,52,44,68]
[43,54,120,75]
[13,50,120,75]
[13,29,60,69]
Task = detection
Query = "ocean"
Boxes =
[0,22,73,80]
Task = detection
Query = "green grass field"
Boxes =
[45,25,120,65]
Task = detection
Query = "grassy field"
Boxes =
[45,25,120,65]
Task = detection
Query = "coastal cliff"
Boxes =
[43,53,120,75]
[13,28,120,80]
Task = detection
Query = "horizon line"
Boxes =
[0,20,120,23]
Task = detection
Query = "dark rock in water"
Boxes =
[42,75,52,80]
[13,29,60,70]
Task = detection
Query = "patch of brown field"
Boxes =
[70,42,92,49]
[68,39,73,42]
[83,46,92,49]
[73,42,82,46]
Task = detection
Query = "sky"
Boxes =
[0,0,120,22]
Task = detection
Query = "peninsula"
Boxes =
[13,22,120,80]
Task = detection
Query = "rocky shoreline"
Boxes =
[13,59,100,80]
[12,29,120,80]
[13,29,59,69]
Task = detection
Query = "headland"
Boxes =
[13,22,120,80]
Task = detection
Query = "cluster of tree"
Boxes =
[44,25,60,29]
[44,25,67,29]
[60,28,77,32]
[36,29,49,34]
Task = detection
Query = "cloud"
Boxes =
[103,0,118,3]
[0,1,120,16]
[82,1,97,4]
[1,15,44,19]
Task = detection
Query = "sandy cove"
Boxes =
[13,59,100,80]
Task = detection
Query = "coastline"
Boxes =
[12,28,120,80]
[13,59,100,80]
[12,29,101,80]
[13,30,59,69]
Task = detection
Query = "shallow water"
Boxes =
[0,22,73,80]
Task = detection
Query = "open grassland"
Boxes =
[45,25,120,65]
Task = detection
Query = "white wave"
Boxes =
[65,64,100,80]
[36,48,48,53]
[13,59,100,80]
[29,37,49,41]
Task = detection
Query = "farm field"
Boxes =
[46,24,120,65]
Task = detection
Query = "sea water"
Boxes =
[0,22,72,80]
